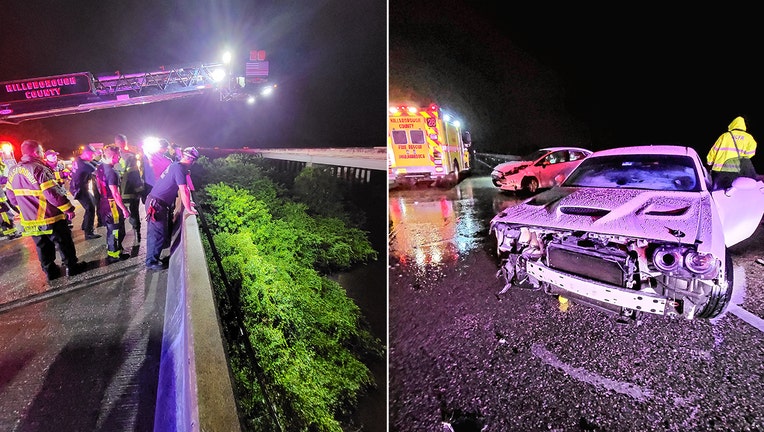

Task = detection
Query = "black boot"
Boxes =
[45,265,62,282]
[66,261,87,277]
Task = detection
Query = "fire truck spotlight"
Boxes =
[211,68,227,82]
[222,51,232,65]
[142,136,161,154]
[260,86,273,97]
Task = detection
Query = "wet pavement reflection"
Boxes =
[389,175,522,277]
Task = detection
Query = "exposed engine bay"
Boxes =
[491,224,733,321]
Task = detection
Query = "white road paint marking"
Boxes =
[728,305,764,332]
[530,343,654,402]
[712,264,764,332]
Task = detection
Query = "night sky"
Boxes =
[390,3,764,170]
[0,0,386,158]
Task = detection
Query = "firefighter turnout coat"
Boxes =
[5,154,75,235]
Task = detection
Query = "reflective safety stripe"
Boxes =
[22,228,53,236]
[18,212,67,227]
[109,199,120,221]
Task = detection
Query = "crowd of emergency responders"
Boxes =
[0,134,199,281]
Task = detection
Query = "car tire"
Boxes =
[522,177,539,194]
[696,250,734,319]
[451,159,461,183]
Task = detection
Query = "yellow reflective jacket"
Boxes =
[707,116,757,172]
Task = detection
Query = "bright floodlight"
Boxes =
[247,95,256,104]
[211,67,227,82]
[142,136,161,154]
[453,120,461,128]
[1,141,13,156]
[222,51,232,65]
[260,86,273,96]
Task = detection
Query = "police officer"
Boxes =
[707,116,758,189]
[5,140,86,281]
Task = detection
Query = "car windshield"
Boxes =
[562,154,701,192]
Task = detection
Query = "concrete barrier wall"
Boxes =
[154,213,241,432]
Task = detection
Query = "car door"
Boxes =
[711,176,764,247]
[537,150,572,188]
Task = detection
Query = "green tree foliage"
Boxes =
[194,155,383,431]
[292,166,368,229]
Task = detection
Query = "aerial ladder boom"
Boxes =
[0,51,271,125]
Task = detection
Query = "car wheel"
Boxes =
[523,177,539,194]
[696,250,734,319]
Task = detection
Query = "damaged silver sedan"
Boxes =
[489,145,764,321]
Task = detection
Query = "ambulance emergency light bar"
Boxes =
[389,103,463,128]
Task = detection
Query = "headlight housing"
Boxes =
[652,245,719,279]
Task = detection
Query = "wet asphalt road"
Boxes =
[0,204,165,432]
[389,175,764,432]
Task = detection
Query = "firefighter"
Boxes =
[114,133,145,240]
[69,145,101,240]
[44,149,72,188]
[144,147,199,270]
[95,144,131,264]
[0,175,20,239]
[5,140,86,281]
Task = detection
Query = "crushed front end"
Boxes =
[490,222,732,320]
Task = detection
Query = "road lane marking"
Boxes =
[727,305,764,332]
[712,264,764,332]
[531,343,654,402]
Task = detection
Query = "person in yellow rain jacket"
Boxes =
[707,116,758,189]
[5,140,86,281]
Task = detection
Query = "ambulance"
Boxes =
[388,103,471,187]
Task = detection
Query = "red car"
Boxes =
[491,147,592,194]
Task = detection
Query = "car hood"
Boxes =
[493,160,530,173]
[491,187,715,247]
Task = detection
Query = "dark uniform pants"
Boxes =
[125,198,141,234]
[146,198,172,266]
[75,192,97,234]
[33,219,78,278]
[106,219,127,259]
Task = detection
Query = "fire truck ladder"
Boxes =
[0,62,250,125]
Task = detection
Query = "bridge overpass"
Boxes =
[0,152,388,431]
[203,146,387,169]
